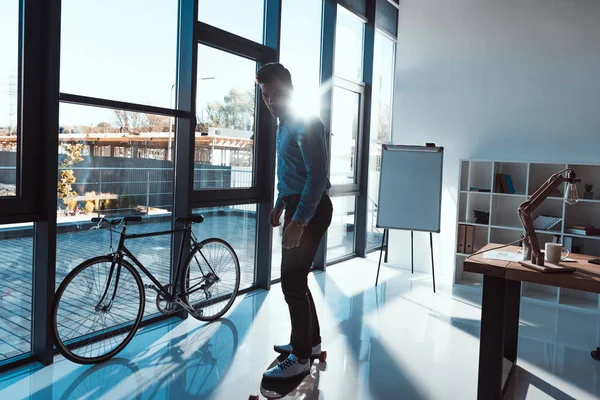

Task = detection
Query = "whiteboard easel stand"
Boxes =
[374,144,442,293]
[375,229,436,293]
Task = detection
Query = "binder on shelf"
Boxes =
[457,225,466,253]
[564,236,573,251]
[465,225,475,254]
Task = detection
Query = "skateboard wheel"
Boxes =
[592,350,600,361]
[319,351,327,362]
[249,396,260,400]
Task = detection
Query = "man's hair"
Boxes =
[256,63,293,89]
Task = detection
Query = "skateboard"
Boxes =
[249,351,327,400]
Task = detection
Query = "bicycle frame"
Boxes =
[96,223,200,309]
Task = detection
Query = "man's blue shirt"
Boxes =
[275,115,331,225]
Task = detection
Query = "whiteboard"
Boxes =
[376,145,444,232]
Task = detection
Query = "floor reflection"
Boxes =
[0,255,599,400]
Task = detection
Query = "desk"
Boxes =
[464,244,600,400]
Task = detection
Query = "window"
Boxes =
[330,85,361,186]
[0,0,20,195]
[280,0,323,116]
[0,224,33,362]
[193,204,257,291]
[327,196,356,261]
[334,5,365,83]
[195,45,257,190]
[60,0,178,108]
[367,32,395,249]
[56,104,176,317]
[272,220,284,280]
[272,0,323,280]
[198,0,264,44]
[371,32,394,143]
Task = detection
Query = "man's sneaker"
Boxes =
[273,343,321,357]
[263,354,310,380]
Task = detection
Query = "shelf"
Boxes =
[459,222,489,228]
[564,233,600,240]
[532,196,563,201]
[467,162,494,193]
[492,193,527,198]
[490,225,522,231]
[577,198,600,204]
[522,284,558,303]
[461,190,491,195]
[559,293,599,311]
[523,290,559,303]
[528,163,568,197]
[491,195,525,228]
[456,160,600,314]
[535,230,562,235]
[457,277,483,289]
[494,162,528,195]
[488,225,560,235]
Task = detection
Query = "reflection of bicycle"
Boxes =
[60,358,141,400]
[137,318,239,398]
[52,215,241,364]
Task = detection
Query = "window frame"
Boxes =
[328,77,366,197]
[0,0,44,223]
[326,194,358,263]
[190,21,277,208]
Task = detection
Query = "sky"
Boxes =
[0,0,394,130]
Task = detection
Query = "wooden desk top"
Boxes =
[464,244,600,294]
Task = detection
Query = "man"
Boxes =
[256,63,332,379]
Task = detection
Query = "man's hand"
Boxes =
[282,221,304,249]
[270,207,284,227]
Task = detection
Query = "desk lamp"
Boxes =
[517,169,580,272]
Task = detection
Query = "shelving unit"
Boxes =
[456,160,600,313]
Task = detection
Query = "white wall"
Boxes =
[388,0,600,282]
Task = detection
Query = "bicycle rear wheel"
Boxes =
[180,238,240,321]
[52,256,145,364]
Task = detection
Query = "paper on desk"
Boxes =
[483,250,523,262]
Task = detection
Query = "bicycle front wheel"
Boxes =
[180,238,240,321]
[52,256,145,364]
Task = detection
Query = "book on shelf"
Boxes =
[494,173,516,194]
[469,187,491,193]
[565,225,600,236]
[505,175,516,194]
[494,174,503,193]
[552,235,561,244]
[532,214,562,230]
[500,174,509,193]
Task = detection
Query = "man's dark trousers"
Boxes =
[281,192,333,360]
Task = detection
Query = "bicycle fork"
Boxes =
[95,253,123,313]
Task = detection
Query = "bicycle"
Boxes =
[52,215,241,364]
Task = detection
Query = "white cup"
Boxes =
[545,243,570,263]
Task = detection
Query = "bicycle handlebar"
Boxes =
[91,216,143,226]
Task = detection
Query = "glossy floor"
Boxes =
[1,254,599,399]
